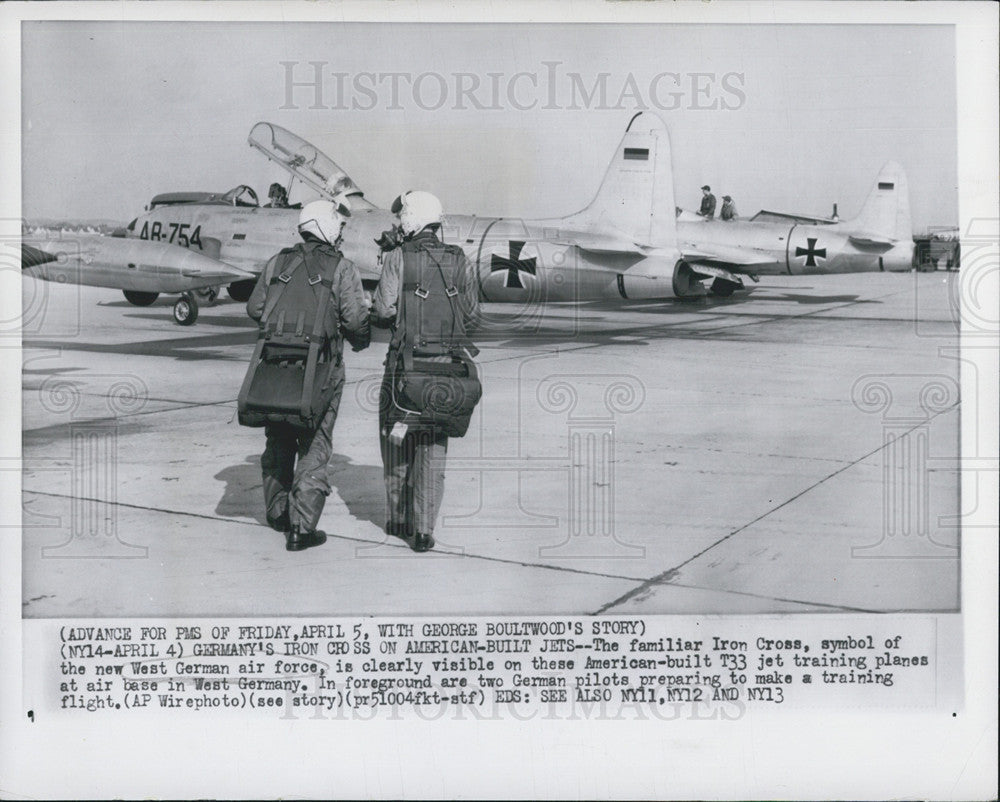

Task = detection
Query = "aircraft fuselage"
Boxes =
[127,202,392,284]
[443,215,683,303]
[129,203,688,302]
[678,217,913,275]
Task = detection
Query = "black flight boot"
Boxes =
[412,532,435,553]
[286,525,327,552]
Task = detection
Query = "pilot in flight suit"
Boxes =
[246,199,370,551]
[370,191,479,553]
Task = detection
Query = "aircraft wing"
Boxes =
[18,234,257,294]
[848,232,896,248]
[749,210,838,225]
[685,263,758,285]
[555,232,774,268]
[549,232,652,255]
[681,243,775,269]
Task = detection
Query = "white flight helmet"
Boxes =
[298,197,351,244]
[396,190,443,237]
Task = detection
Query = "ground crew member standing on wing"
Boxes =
[698,185,717,219]
[246,199,370,551]
[371,191,479,553]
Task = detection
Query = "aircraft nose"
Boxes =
[21,243,59,269]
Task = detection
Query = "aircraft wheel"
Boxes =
[173,294,199,326]
[194,286,219,305]
[123,290,159,306]
[710,278,739,297]
[227,279,255,303]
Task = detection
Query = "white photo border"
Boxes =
[1,1,996,799]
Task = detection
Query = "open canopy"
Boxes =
[248,121,364,202]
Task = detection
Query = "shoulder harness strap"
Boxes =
[261,252,304,336]
[299,248,341,422]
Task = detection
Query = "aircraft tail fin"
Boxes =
[846,161,912,243]
[562,113,677,249]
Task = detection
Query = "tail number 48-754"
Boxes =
[138,221,204,249]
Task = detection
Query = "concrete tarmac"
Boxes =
[20,271,961,617]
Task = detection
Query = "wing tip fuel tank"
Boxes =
[20,234,253,294]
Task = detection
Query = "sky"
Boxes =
[21,21,958,233]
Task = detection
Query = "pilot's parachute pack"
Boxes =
[237,245,342,429]
[387,239,481,438]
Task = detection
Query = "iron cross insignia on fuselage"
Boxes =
[795,237,827,267]
[491,240,537,288]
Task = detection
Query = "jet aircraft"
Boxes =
[20,114,915,325]
[674,161,914,297]
[20,230,257,324]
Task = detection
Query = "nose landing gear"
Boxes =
[172,293,199,326]
[194,286,219,305]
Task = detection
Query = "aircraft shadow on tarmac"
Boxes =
[473,293,883,348]
[214,453,383,531]
[21,365,85,393]
[22,365,87,374]
[27,329,258,361]
[99,297,246,310]
[39,289,883,358]
[118,310,260,330]
[753,292,882,306]
[568,291,882,311]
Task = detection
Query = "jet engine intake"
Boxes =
[671,260,707,298]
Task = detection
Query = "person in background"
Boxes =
[265,182,289,208]
[698,185,716,219]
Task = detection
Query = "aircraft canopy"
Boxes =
[248,122,364,202]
